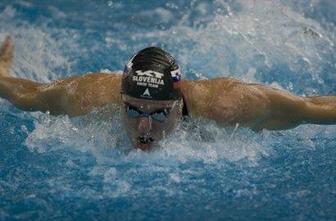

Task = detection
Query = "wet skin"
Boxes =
[121,95,183,150]
[1,36,336,145]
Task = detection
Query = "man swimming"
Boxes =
[0,36,335,150]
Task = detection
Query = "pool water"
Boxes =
[0,1,335,220]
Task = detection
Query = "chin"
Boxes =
[135,142,153,151]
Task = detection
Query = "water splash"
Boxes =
[125,0,335,94]
[1,1,336,220]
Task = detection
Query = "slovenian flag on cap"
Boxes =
[171,68,181,82]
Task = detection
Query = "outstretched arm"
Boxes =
[180,78,336,131]
[253,86,336,130]
[0,36,122,116]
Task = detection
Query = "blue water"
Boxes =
[0,1,335,220]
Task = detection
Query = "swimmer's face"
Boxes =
[121,95,183,151]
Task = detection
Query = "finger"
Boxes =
[0,36,14,77]
[0,35,14,65]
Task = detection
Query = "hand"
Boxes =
[0,35,14,77]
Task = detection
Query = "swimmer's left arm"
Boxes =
[180,78,336,130]
[254,86,336,130]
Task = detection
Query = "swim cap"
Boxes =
[122,47,181,100]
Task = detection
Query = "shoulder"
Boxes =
[178,77,240,118]
[59,72,123,115]
[76,72,122,101]
[53,72,122,86]
[178,77,271,126]
[178,77,242,102]
[81,72,122,82]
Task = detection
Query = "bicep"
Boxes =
[252,85,307,130]
[33,76,92,116]
[34,82,76,115]
[35,74,122,117]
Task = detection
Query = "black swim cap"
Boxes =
[122,47,181,100]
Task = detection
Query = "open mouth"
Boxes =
[136,136,154,150]
[138,136,154,144]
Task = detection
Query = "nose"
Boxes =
[138,116,152,135]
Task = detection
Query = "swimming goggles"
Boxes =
[125,104,170,122]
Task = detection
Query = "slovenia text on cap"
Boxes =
[121,47,181,100]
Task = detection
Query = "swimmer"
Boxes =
[0,36,335,150]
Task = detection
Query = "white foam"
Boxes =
[0,6,74,82]
[1,1,335,202]
[124,0,335,93]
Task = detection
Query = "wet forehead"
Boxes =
[122,95,177,110]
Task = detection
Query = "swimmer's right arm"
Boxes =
[0,36,122,117]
